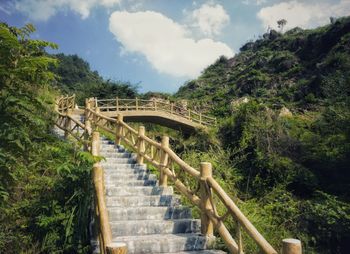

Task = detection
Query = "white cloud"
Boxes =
[190,2,230,36]
[15,0,121,21]
[257,0,350,31]
[109,11,233,78]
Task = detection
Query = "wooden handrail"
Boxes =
[84,106,280,254]
[54,95,301,254]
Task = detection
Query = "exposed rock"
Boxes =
[231,97,249,112]
[279,106,293,117]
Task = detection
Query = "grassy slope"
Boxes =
[173,17,350,253]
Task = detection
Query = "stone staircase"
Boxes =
[98,137,226,254]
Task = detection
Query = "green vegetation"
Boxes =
[174,17,350,253]
[51,53,139,104]
[0,23,94,253]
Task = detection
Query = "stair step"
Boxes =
[111,219,200,236]
[100,152,134,158]
[108,206,192,221]
[105,179,158,187]
[102,163,147,169]
[111,233,208,254]
[106,172,157,181]
[100,157,136,163]
[106,195,180,207]
[106,186,173,196]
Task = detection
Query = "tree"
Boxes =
[277,19,287,32]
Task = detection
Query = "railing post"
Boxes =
[199,162,214,238]
[153,99,157,111]
[92,131,116,253]
[135,97,139,110]
[115,114,123,146]
[282,239,302,254]
[84,99,92,151]
[64,111,71,139]
[159,136,169,187]
[199,113,202,125]
[188,109,191,120]
[116,97,119,112]
[171,103,174,114]
[137,126,145,164]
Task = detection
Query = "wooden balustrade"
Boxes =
[94,97,217,127]
[54,95,302,254]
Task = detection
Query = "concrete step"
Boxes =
[110,219,201,236]
[112,233,208,254]
[100,152,134,158]
[106,172,157,181]
[106,195,180,207]
[108,206,192,221]
[104,169,151,176]
[102,163,147,169]
[105,179,158,187]
[100,157,136,163]
[106,186,173,197]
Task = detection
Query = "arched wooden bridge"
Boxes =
[84,98,217,133]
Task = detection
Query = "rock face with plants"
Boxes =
[174,17,350,254]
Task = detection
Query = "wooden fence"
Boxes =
[54,96,302,254]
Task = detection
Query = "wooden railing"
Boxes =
[90,97,217,127]
[56,94,76,113]
[54,95,302,254]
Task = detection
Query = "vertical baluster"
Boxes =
[135,97,139,110]
[115,114,123,146]
[159,136,169,187]
[237,222,243,254]
[116,97,119,112]
[137,126,145,164]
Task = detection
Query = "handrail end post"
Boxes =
[282,238,302,254]
[115,114,123,146]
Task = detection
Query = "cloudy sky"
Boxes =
[1,0,349,92]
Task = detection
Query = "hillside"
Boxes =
[176,16,350,116]
[51,54,138,104]
[174,17,350,253]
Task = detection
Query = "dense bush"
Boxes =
[0,23,93,253]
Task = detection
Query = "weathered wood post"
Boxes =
[282,239,302,254]
[106,243,127,254]
[159,135,169,187]
[188,109,191,120]
[116,97,119,112]
[135,97,139,110]
[92,131,116,253]
[153,99,157,111]
[115,114,123,146]
[64,110,72,139]
[171,103,174,114]
[137,126,145,164]
[199,113,202,125]
[84,98,92,151]
[199,162,214,238]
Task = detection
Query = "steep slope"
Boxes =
[174,17,350,254]
[176,16,350,117]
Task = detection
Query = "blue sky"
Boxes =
[1,0,349,93]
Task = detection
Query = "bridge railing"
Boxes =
[56,94,76,113]
[91,97,217,127]
[84,101,287,254]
